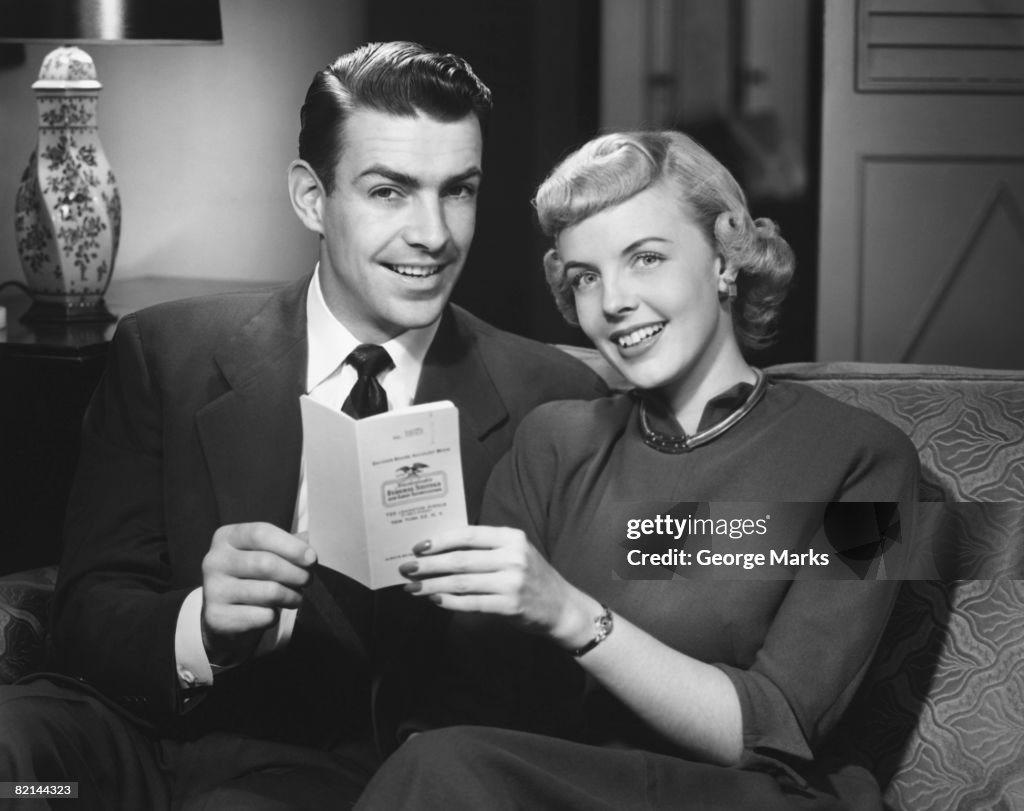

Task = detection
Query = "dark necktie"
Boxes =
[341,344,394,418]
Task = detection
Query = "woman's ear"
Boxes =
[717,259,738,302]
[288,159,326,235]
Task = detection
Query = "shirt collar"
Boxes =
[697,382,757,431]
[305,263,440,394]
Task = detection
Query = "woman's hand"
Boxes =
[399,526,601,650]
[401,527,743,765]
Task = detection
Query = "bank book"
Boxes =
[299,396,468,589]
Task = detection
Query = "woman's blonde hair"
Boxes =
[534,130,794,350]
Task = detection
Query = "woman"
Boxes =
[356,131,919,809]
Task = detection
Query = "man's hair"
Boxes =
[534,130,795,351]
[298,41,493,194]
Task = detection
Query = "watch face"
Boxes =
[572,607,614,657]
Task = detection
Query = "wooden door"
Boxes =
[817,0,1024,366]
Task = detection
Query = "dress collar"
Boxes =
[636,369,767,454]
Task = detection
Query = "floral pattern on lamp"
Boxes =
[14,46,120,323]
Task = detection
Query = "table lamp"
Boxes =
[0,0,223,323]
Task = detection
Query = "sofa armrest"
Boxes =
[0,566,58,684]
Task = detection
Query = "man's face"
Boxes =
[315,108,483,343]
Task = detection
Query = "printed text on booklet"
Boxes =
[300,397,467,589]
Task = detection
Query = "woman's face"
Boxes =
[557,183,736,401]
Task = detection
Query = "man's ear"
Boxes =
[288,159,326,235]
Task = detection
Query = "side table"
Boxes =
[0,276,274,574]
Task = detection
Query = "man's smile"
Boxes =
[384,263,446,278]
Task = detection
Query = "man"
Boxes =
[0,41,605,809]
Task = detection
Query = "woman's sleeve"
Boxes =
[478,403,582,548]
[715,426,920,766]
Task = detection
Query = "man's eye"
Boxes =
[370,187,401,200]
[446,184,477,200]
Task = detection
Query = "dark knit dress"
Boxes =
[357,380,920,811]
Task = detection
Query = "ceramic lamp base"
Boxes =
[15,47,121,326]
[21,297,115,324]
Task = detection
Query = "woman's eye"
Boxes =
[570,270,600,290]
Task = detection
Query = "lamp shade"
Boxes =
[0,0,222,44]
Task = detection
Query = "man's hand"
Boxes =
[201,522,317,667]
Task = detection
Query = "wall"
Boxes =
[742,0,809,159]
[600,0,644,131]
[0,0,365,288]
[602,0,808,143]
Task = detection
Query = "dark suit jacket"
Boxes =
[50,275,606,748]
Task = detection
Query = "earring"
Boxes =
[718,278,737,302]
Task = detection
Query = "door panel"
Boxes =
[818,0,1024,365]
[861,159,1024,363]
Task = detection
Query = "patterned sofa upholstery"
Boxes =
[766,363,1024,811]
[1,358,1022,810]
[0,565,56,685]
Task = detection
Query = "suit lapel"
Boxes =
[196,278,309,529]
[415,306,509,510]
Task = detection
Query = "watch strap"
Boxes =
[571,604,613,658]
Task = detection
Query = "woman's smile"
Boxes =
[610,321,666,352]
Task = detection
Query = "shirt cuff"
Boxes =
[175,587,214,689]
[174,590,298,691]
[255,607,297,656]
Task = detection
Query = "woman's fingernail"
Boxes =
[398,561,419,577]
[429,594,443,605]
[413,540,432,555]
[403,581,423,594]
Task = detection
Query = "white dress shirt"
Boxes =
[175,266,439,689]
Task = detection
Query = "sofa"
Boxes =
[2,357,1022,811]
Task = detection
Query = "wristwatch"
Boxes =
[571,604,614,658]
